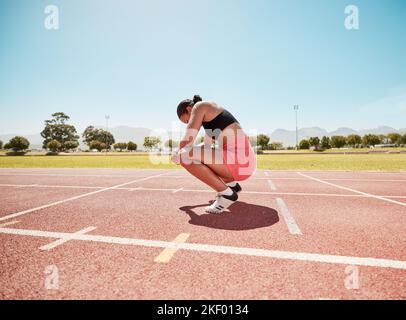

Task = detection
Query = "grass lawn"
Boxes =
[0,153,406,171]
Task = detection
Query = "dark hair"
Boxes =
[177,95,203,118]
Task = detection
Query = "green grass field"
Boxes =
[1,153,406,171]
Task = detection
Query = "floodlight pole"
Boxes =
[294,105,299,150]
[105,115,110,154]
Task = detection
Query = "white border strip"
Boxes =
[298,172,406,207]
[1,227,405,270]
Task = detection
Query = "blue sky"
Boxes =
[0,0,405,135]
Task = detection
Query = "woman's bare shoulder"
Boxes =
[195,101,224,112]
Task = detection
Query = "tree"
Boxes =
[47,140,62,153]
[387,133,401,145]
[299,139,310,150]
[269,142,283,150]
[127,141,137,152]
[0,140,3,149]
[330,136,346,148]
[165,139,178,152]
[362,134,381,147]
[5,136,30,152]
[41,112,79,152]
[89,140,106,152]
[257,134,270,150]
[82,126,115,149]
[320,136,331,149]
[113,142,128,152]
[309,137,320,148]
[346,134,362,147]
[400,133,406,145]
[143,136,161,151]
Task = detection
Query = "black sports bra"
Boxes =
[202,109,239,139]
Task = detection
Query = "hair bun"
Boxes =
[193,95,203,104]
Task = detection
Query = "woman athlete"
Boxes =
[172,95,256,214]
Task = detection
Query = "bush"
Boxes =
[89,140,106,152]
[299,139,310,150]
[5,136,30,152]
[113,142,128,152]
[64,140,79,151]
[47,140,62,153]
[127,141,137,151]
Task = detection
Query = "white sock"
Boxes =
[219,187,233,196]
[226,182,237,187]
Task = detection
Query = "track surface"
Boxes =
[0,168,405,299]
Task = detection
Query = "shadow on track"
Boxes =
[179,201,279,231]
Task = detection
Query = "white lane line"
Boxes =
[39,226,97,251]
[2,172,406,182]
[1,183,405,199]
[267,180,277,191]
[298,172,406,207]
[276,198,302,235]
[172,187,183,193]
[0,220,19,228]
[0,173,159,178]
[16,184,38,189]
[0,184,106,190]
[0,173,166,222]
[1,227,405,270]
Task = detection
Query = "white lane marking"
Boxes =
[276,198,302,235]
[16,184,38,188]
[1,172,406,182]
[0,183,405,199]
[0,220,19,228]
[267,180,277,191]
[298,172,406,207]
[0,184,106,190]
[0,173,166,222]
[0,173,161,178]
[0,227,405,270]
[39,226,97,251]
[172,187,183,193]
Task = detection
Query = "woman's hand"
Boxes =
[171,151,181,165]
[171,148,187,165]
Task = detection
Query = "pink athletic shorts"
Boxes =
[222,135,257,181]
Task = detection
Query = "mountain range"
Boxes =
[1,126,405,149]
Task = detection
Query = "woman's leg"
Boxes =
[179,146,234,191]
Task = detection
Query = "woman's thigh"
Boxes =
[187,146,234,182]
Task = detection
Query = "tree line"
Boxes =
[0,112,179,154]
[252,133,406,151]
[1,113,405,153]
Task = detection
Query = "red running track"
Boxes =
[0,168,405,299]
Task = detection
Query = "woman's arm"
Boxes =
[179,103,205,149]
